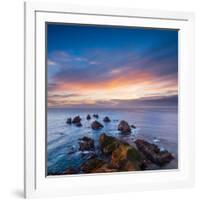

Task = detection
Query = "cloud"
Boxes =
[47,59,57,66]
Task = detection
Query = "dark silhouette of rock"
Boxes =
[79,137,94,151]
[76,122,82,127]
[131,124,136,129]
[72,116,81,124]
[86,114,91,120]
[118,120,131,134]
[91,120,103,130]
[103,116,111,122]
[135,139,174,166]
[66,118,72,124]
[93,114,99,118]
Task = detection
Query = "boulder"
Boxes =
[91,120,103,130]
[66,118,72,124]
[103,116,111,122]
[72,116,81,124]
[93,114,99,118]
[135,139,173,166]
[76,122,82,127]
[79,137,95,151]
[86,114,91,120]
[118,120,131,134]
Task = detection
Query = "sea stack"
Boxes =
[118,120,131,134]
[91,120,103,130]
[103,116,111,122]
[86,114,91,120]
[72,116,81,124]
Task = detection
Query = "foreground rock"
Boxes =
[99,133,142,171]
[91,120,104,130]
[99,133,120,154]
[86,114,91,120]
[72,116,81,124]
[103,116,111,122]
[64,168,79,175]
[81,157,117,173]
[66,118,72,124]
[118,120,131,134]
[79,137,94,151]
[135,139,173,166]
[111,142,141,170]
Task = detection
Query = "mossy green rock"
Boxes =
[111,143,141,170]
[81,158,106,173]
[99,133,120,154]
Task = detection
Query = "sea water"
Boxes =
[47,106,178,175]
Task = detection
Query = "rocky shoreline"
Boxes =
[48,114,174,175]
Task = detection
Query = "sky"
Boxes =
[47,23,178,108]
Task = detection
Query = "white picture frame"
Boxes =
[24,1,195,198]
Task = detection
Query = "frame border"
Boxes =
[24,1,195,198]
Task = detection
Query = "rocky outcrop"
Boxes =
[91,120,104,130]
[72,116,81,124]
[118,120,131,134]
[66,118,72,124]
[99,133,120,154]
[79,137,94,151]
[86,114,91,120]
[64,168,78,175]
[103,116,111,122]
[111,142,141,171]
[81,157,106,173]
[135,139,174,166]
[99,133,142,171]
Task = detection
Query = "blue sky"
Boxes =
[47,23,178,108]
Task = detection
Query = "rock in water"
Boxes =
[79,137,95,151]
[131,124,136,129]
[66,118,72,124]
[86,114,91,120]
[93,114,99,118]
[103,116,111,122]
[118,120,131,134]
[72,116,81,124]
[91,120,103,130]
[76,122,82,127]
[135,139,174,166]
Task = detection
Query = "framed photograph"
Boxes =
[24,1,195,198]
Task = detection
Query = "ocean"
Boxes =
[47,106,178,175]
